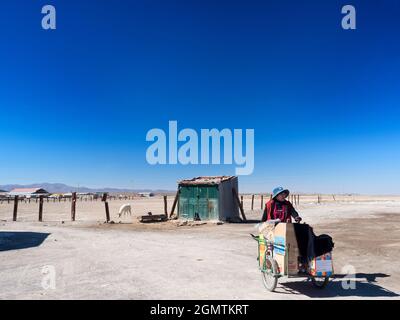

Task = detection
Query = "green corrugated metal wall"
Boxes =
[178,186,219,220]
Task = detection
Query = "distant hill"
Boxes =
[0,183,174,194]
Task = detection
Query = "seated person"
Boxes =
[261,187,302,223]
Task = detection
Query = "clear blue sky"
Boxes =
[1,0,399,194]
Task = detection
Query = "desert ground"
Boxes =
[0,194,399,300]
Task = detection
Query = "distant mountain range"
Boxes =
[0,183,174,194]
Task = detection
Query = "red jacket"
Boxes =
[261,199,299,223]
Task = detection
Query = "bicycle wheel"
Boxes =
[261,256,279,292]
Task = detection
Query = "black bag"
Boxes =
[314,234,334,257]
[280,223,335,260]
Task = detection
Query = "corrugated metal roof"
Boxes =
[178,176,236,186]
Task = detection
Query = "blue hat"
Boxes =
[272,187,289,199]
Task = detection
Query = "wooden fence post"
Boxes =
[261,195,264,209]
[13,195,18,221]
[169,190,179,218]
[163,195,168,216]
[71,192,77,221]
[39,196,44,222]
[251,194,254,210]
[102,193,110,222]
[232,188,247,221]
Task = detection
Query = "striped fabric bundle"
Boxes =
[309,252,334,277]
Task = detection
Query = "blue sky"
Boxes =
[0,0,399,193]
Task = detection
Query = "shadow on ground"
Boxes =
[0,232,50,252]
[334,273,391,283]
[276,273,399,298]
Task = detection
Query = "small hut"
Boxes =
[177,176,242,222]
[0,190,8,199]
[8,188,49,198]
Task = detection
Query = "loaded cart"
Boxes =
[251,221,334,292]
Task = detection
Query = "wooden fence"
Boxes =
[1,193,317,223]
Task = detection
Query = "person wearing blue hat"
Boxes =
[261,187,302,223]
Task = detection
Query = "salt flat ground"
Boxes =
[0,195,399,300]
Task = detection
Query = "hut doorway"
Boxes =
[178,186,219,221]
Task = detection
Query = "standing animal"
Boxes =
[118,203,132,218]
